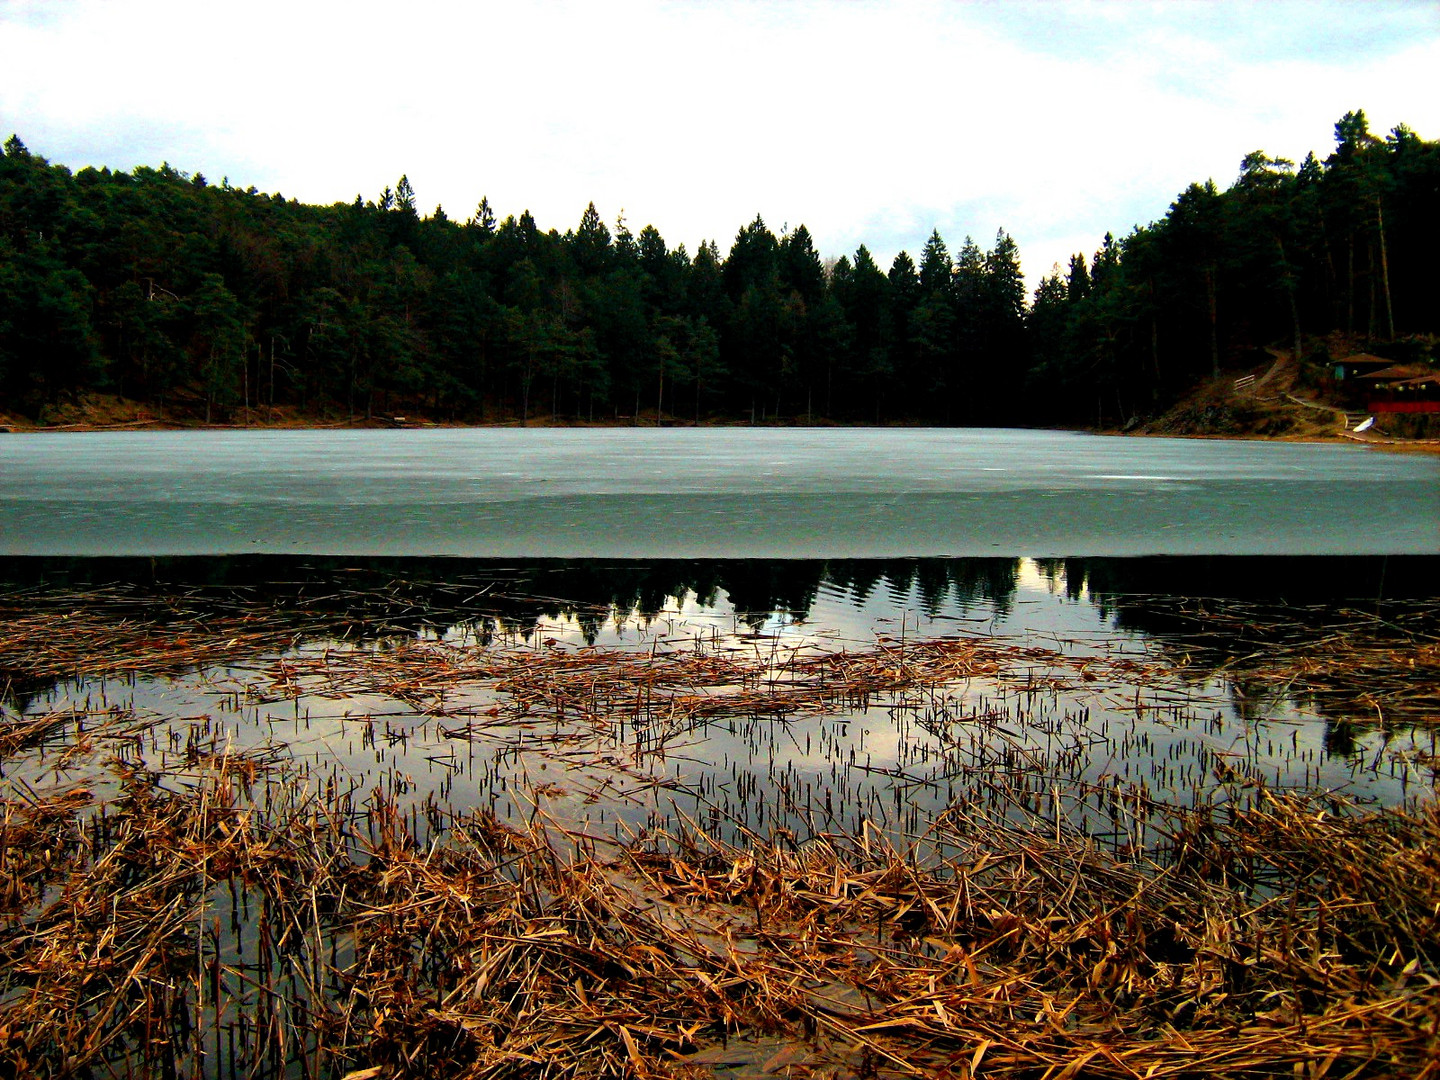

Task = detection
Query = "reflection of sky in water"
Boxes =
[15,559,1435,849]
[505,558,1142,662]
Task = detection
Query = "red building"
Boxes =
[1353,364,1440,413]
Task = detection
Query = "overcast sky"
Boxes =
[3,0,1437,292]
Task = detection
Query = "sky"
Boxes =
[3,0,1438,293]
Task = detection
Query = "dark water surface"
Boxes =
[5,554,1436,844]
[2,427,1436,556]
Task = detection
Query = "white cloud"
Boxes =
[3,0,1436,293]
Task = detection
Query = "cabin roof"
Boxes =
[1352,363,1435,382]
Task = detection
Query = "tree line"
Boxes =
[1,110,1434,426]
[1027,112,1438,426]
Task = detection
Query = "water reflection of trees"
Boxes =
[825,558,1020,619]
[1057,556,1440,746]
[0,555,1025,644]
[0,556,1016,711]
[3,556,1436,747]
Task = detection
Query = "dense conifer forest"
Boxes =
[1,110,1434,427]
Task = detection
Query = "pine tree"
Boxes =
[395,175,416,214]
[918,229,952,293]
[470,197,497,236]
[573,201,612,274]
[779,224,826,307]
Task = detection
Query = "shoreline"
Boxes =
[4,414,1437,452]
[3,384,1437,452]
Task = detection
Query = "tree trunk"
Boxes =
[1150,314,1160,403]
[521,350,531,426]
[1367,241,1377,343]
[1277,237,1302,363]
[1317,206,1339,326]
[1345,236,1354,336]
[1148,277,1161,402]
[1205,267,1219,379]
[1376,197,1395,338]
[478,342,488,422]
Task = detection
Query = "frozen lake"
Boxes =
[1,427,1436,556]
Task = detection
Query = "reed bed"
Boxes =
[221,632,1168,733]
[1114,596,1440,725]
[0,584,1437,1077]
[3,583,1435,734]
[0,731,1436,1078]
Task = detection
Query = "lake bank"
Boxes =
[5,388,1437,453]
[8,728,1435,1079]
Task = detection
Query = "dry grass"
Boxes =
[0,739,1436,1078]
[0,586,1437,1078]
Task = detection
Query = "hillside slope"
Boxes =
[1134,348,1438,449]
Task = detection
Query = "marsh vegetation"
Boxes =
[1,556,1436,1077]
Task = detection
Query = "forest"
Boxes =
[0,110,1435,427]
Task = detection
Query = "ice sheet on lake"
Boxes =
[2,427,1436,557]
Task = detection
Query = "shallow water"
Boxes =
[2,427,1436,556]
[8,555,1435,856]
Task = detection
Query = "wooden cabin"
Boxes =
[1332,353,1395,381]
[1352,363,1440,413]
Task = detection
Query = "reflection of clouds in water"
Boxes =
[480,560,1154,666]
[10,553,1435,849]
